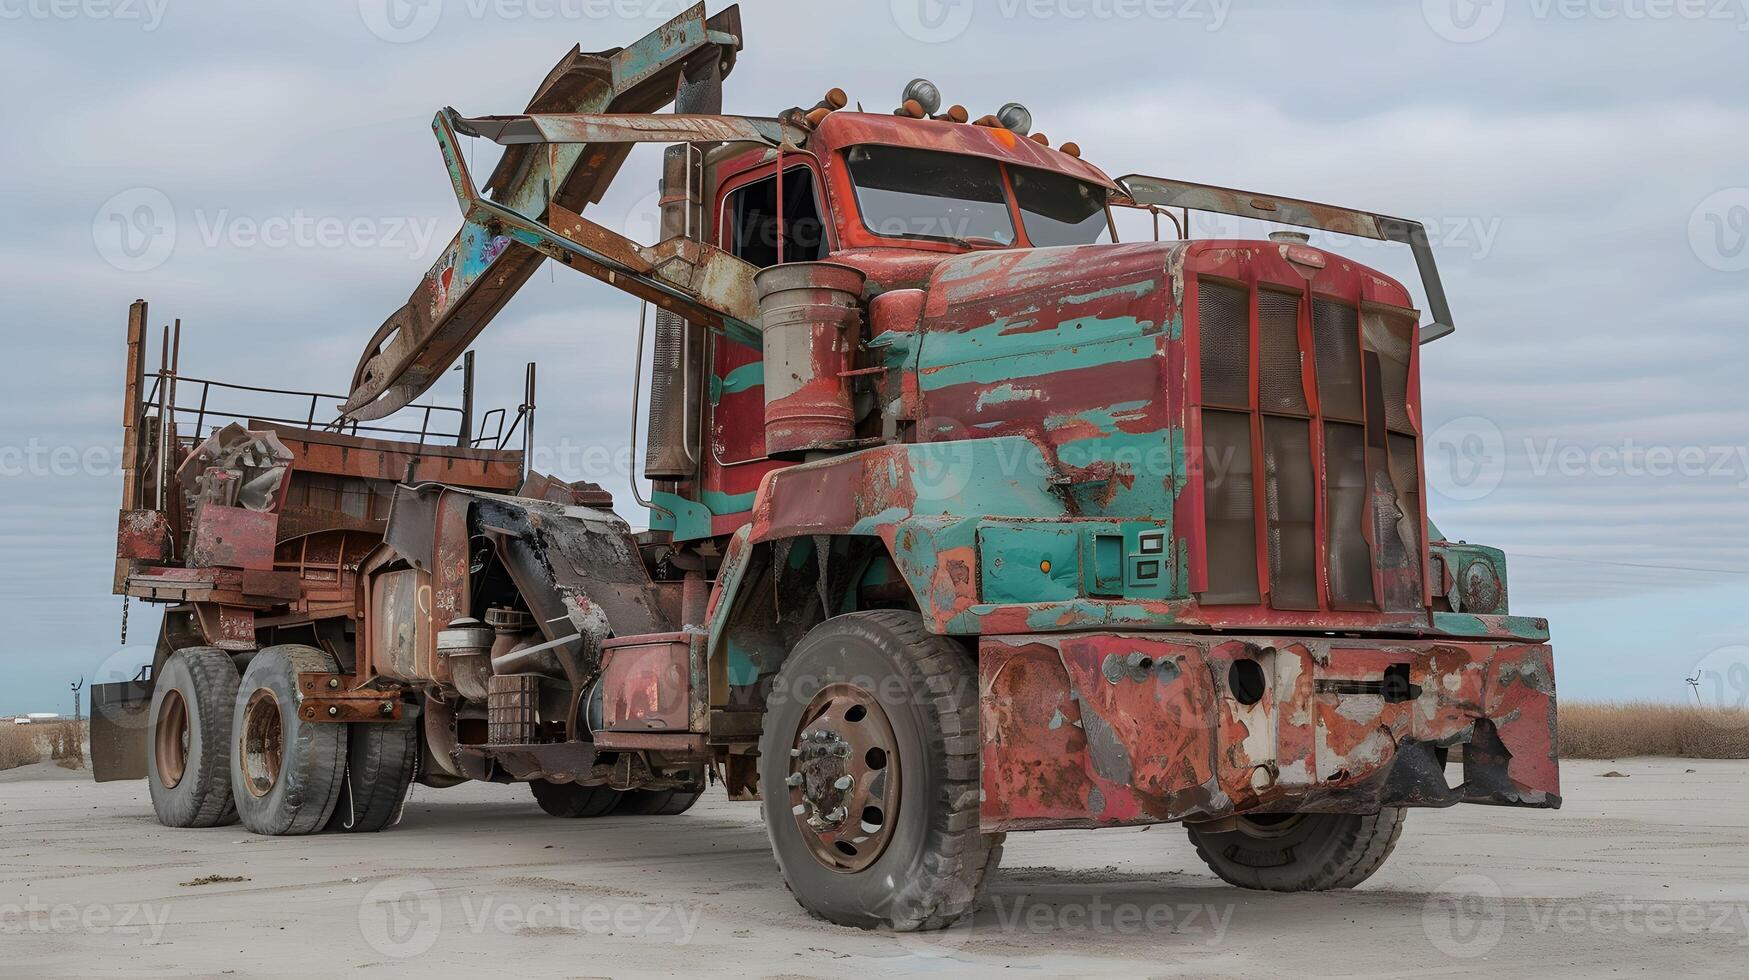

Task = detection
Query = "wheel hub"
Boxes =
[240,689,284,798]
[786,684,900,873]
[154,689,189,790]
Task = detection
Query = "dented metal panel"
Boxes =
[979,632,1560,832]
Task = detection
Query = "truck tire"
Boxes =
[325,718,417,833]
[618,787,703,816]
[147,648,241,829]
[530,780,623,817]
[1186,809,1406,891]
[759,610,1004,932]
[229,646,349,836]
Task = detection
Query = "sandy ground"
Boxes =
[1,758,1744,978]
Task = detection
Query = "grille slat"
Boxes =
[1198,282,1250,409]
[1264,417,1318,609]
[1258,290,1308,415]
[1313,300,1364,421]
[1200,410,1260,604]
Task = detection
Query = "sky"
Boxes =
[0,0,1745,715]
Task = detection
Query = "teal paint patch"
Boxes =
[919,323,1159,390]
[978,525,1082,603]
[650,491,713,541]
[700,489,758,516]
[725,637,761,687]
[717,362,764,396]
[1432,612,1550,642]
[852,505,911,535]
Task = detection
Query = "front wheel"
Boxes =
[759,611,1004,932]
[1186,809,1406,891]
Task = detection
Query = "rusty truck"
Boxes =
[92,4,1560,931]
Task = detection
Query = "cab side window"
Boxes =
[724,166,828,267]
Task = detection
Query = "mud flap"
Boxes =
[90,673,154,782]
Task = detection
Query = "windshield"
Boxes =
[846,144,1016,246]
[1011,166,1111,246]
[845,144,1111,248]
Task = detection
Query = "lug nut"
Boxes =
[327,678,340,689]
[327,706,339,717]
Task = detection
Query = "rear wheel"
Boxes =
[530,779,623,818]
[146,648,240,828]
[1186,809,1406,891]
[325,717,418,833]
[229,646,349,836]
[759,611,1003,932]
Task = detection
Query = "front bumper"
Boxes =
[978,632,1559,832]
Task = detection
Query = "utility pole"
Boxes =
[70,678,85,765]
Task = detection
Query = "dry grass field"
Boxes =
[0,721,85,772]
[1560,702,1749,760]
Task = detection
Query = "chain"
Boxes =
[120,595,130,646]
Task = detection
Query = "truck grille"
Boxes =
[1197,278,1425,613]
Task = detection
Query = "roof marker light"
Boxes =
[997,102,1032,136]
[902,78,942,116]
